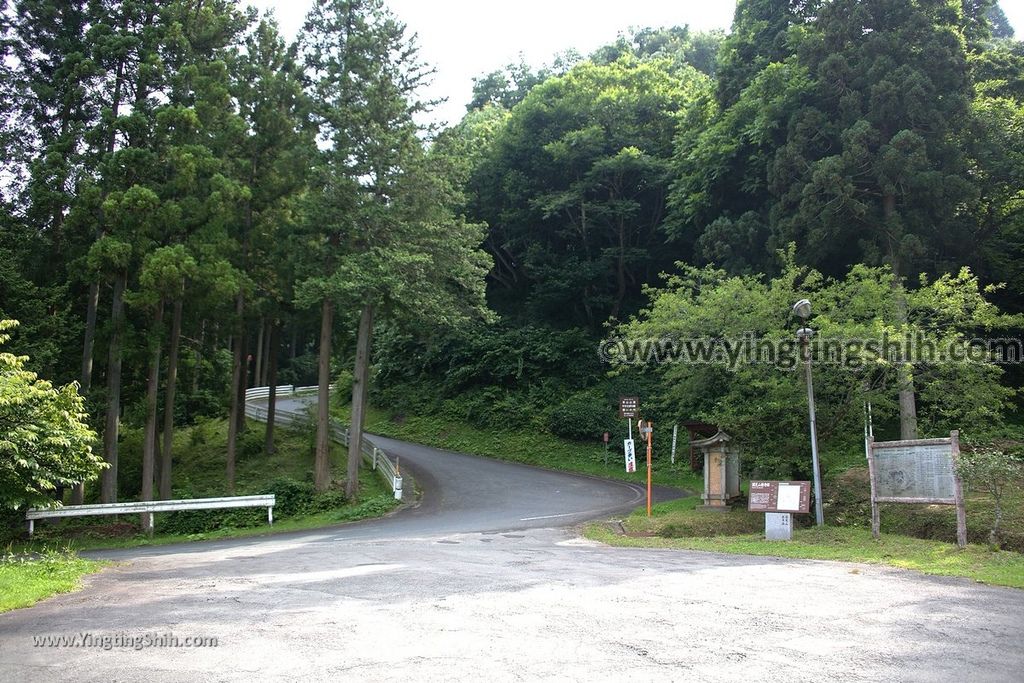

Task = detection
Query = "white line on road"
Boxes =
[519,512,578,521]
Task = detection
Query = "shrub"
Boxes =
[549,389,617,441]
[956,445,1024,547]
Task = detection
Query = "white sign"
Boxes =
[776,483,802,512]
[624,439,636,473]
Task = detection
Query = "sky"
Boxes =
[247,0,1024,129]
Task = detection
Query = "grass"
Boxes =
[823,466,1024,552]
[0,548,106,613]
[336,403,702,492]
[15,415,400,553]
[586,496,1024,589]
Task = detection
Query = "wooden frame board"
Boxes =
[866,430,967,548]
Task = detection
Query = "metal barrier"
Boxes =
[26,495,276,536]
[244,386,402,499]
[25,383,396,535]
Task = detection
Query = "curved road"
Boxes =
[1,397,1022,681]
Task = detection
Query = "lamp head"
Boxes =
[792,299,811,320]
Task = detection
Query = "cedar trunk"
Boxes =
[265,322,279,456]
[254,316,265,390]
[101,274,126,503]
[73,281,101,504]
[141,299,164,521]
[346,303,374,500]
[884,192,918,440]
[160,296,184,499]
[315,299,334,492]
[226,293,245,494]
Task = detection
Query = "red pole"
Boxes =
[646,421,653,517]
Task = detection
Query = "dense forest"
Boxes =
[2,0,1023,509]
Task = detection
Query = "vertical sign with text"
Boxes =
[624,439,636,473]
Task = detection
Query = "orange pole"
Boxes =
[646,420,653,517]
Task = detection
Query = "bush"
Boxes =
[278,352,319,387]
[658,510,763,537]
[442,386,541,430]
[258,477,347,517]
[117,427,145,502]
[156,477,348,535]
[237,428,264,462]
[549,389,617,441]
[331,369,354,408]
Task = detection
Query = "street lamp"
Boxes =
[793,299,824,527]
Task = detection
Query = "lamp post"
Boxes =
[793,299,824,527]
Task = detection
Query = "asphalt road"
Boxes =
[2,398,1023,681]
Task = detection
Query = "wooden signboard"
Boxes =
[747,481,811,514]
[866,430,966,548]
[619,397,639,419]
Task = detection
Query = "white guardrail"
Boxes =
[24,384,401,536]
[244,385,403,500]
[26,495,275,536]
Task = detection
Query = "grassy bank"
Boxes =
[14,415,399,552]
[587,496,1024,589]
[338,404,700,491]
[0,549,105,613]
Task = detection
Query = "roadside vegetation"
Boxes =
[587,495,1024,589]
[5,416,399,553]
[0,548,105,613]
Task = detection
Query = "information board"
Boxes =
[866,431,966,548]
[747,481,811,514]
[872,442,956,501]
[619,397,639,419]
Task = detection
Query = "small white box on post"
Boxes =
[393,476,403,500]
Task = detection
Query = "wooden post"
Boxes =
[951,430,967,549]
[646,421,653,517]
[866,436,880,539]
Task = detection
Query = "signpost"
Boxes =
[748,481,811,541]
[623,438,636,473]
[620,397,640,473]
[866,430,967,548]
[638,419,653,516]
[603,431,610,466]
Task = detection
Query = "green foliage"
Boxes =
[1,0,1023,517]
[548,389,618,441]
[0,321,104,510]
[614,256,1021,479]
[470,54,709,328]
[0,547,103,613]
[957,444,1024,546]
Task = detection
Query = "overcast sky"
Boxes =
[246,0,1024,129]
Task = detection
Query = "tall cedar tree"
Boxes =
[300,0,491,496]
